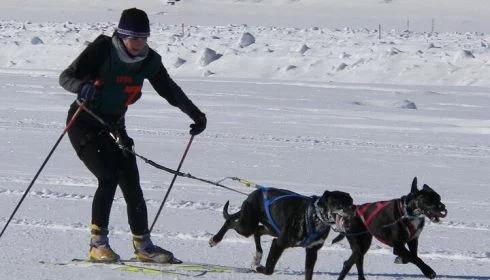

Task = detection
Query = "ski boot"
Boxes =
[88,224,120,263]
[133,234,177,263]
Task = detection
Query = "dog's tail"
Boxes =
[223,201,231,219]
[331,233,345,244]
[222,201,241,220]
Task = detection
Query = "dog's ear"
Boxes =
[422,184,435,193]
[411,177,418,193]
[320,191,330,202]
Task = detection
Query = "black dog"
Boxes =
[333,177,447,280]
[209,186,355,280]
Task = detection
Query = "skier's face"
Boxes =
[122,37,147,56]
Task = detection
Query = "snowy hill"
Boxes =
[1,21,489,86]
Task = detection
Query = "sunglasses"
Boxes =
[126,36,148,41]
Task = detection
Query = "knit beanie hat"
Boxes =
[116,8,150,38]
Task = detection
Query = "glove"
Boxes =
[116,133,134,156]
[78,82,99,102]
[189,114,206,135]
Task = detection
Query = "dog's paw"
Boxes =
[394,256,402,264]
[252,252,263,266]
[423,269,436,279]
[394,256,408,264]
[208,237,218,247]
[254,265,266,274]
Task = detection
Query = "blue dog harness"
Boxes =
[259,187,330,248]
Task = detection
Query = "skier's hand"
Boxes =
[190,114,206,135]
[78,82,100,102]
[117,134,134,156]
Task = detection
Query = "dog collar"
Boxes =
[300,197,330,247]
[313,198,332,224]
[401,195,419,218]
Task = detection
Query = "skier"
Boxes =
[59,8,206,263]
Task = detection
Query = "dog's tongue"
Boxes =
[429,209,446,223]
[430,216,440,223]
[335,215,347,232]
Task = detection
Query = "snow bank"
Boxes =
[1,20,489,86]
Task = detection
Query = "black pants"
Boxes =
[67,107,149,235]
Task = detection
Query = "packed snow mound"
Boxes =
[336,63,348,72]
[394,100,417,109]
[31,36,44,45]
[173,57,186,68]
[452,49,476,63]
[339,52,351,59]
[238,32,255,48]
[203,69,215,76]
[199,48,222,66]
[297,44,310,55]
[387,47,402,56]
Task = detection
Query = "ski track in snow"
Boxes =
[1,186,489,234]
[0,187,237,213]
[0,216,489,264]
[2,115,490,157]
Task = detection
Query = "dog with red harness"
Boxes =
[332,177,447,280]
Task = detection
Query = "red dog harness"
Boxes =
[356,199,423,246]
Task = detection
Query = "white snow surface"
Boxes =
[1,1,490,280]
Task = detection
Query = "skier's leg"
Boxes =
[117,153,149,234]
[68,126,120,262]
[118,152,174,263]
[79,133,120,229]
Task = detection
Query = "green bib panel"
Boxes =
[93,46,160,115]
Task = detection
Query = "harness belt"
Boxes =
[259,187,329,247]
[356,199,422,245]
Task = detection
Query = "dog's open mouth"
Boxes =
[333,213,350,232]
[426,209,447,223]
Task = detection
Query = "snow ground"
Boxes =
[0,73,489,279]
[0,0,490,279]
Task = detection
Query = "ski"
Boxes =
[40,259,205,277]
[40,258,254,276]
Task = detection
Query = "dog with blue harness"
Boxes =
[209,185,355,280]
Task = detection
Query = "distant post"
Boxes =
[431,18,435,34]
[378,24,381,40]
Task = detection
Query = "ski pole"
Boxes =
[150,135,194,232]
[0,100,86,240]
